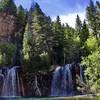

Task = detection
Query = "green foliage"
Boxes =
[52,16,65,46]
[80,20,89,45]
[0,42,16,67]
[81,48,100,92]
[29,3,52,54]
[63,23,80,63]
[0,0,100,92]
[64,36,80,63]
[23,53,50,73]
[51,16,65,65]
[78,21,90,58]
[64,23,75,38]
[23,3,52,71]
[86,0,99,39]
[23,23,33,60]
[85,36,98,53]
[0,0,17,15]
[75,14,82,36]
[15,5,27,48]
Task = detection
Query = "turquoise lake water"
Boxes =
[0,97,100,100]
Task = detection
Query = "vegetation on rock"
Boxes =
[0,0,100,92]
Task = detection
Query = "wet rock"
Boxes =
[0,73,4,95]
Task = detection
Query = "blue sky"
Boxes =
[15,0,99,27]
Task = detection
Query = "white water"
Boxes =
[1,66,24,97]
[65,64,73,93]
[51,66,61,96]
[80,65,84,82]
[51,64,73,96]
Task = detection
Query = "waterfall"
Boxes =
[1,66,24,97]
[51,66,61,96]
[65,64,73,94]
[51,64,73,96]
[80,65,84,82]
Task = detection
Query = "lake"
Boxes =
[0,96,100,100]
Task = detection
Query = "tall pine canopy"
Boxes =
[51,16,65,65]
[75,15,82,36]
[86,0,97,38]
[80,20,89,45]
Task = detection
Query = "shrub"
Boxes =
[81,47,100,92]
[0,42,16,67]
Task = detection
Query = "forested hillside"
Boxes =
[0,0,100,92]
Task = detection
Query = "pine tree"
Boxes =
[63,23,81,63]
[22,23,33,60]
[0,0,17,15]
[86,0,98,38]
[17,5,27,32]
[29,3,53,56]
[80,20,89,57]
[96,1,100,38]
[28,3,45,54]
[51,16,65,65]
[23,3,53,70]
[64,23,75,38]
[75,15,82,36]
[15,5,27,48]
[80,20,89,45]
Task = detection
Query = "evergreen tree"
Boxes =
[0,0,17,15]
[23,23,39,71]
[23,23,32,60]
[80,20,90,57]
[75,15,84,62]
[41,16,54,65]
[29,3,53,57]
[23,2,53,70]
[28,3,46,54]
[52,16,65,65]
[96,1,100,38]
[64,23,75,38]
[86,0,98,38]
[15,5,27,48]
[75,15,82,36]
[80,20,89,45]
[64,23,80,63]
[16,5,27,33]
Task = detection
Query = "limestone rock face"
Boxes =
[0,12,16,42]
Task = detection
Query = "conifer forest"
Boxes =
[0,0,100,98]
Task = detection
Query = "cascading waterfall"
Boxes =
[51,64,74,96]
[0,64,84,97]
[51,66,61,96]
[80,65,84,82]
[1,67,16,96]
[1,66,24,97]
[65,64,73,94]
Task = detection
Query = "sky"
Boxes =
[15,0,99,28]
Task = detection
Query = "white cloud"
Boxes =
[52,12,86,28]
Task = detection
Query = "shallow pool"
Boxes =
[0,96,100,100]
